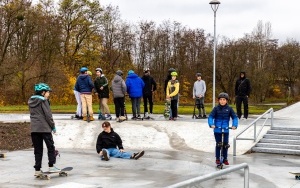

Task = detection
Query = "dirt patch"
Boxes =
[0,122,32,151]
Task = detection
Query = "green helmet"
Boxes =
[34,83,51,92]
[171,72,178,76]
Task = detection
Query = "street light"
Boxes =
[209,0,220,107]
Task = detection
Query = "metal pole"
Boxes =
[233,137,236,156]
[212,11,217,107]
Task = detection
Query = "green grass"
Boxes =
[0,103,286,115]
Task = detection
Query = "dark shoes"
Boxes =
[131,150,145,160]
[102,149,109,161]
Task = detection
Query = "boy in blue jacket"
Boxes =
[126,70,145,119]
[208,92,238,165]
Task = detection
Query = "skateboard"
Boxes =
[164,99,171,119]
[37,167,73,180]
[289,172,300,180]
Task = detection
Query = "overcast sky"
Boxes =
[100,0,300,43]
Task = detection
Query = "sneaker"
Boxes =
[216,159,221,165]
[102,149,109,161]
[119,116,126,121]
[224,159,229,165]
[34,170,42,176]
[131,116,137,120]
[105,114,111,118]
[83,116,87,121]
[202,115,207,118]
[137,115,141,119]
[196,115,202,119]
[116,117,120,122]
[90,116,95,121]
[49,166,61,173]
[131,150,145,160]
[173,117,177,121]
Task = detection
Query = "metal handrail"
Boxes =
[233,108,274,156]
[166,163,249,188]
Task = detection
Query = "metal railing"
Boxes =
[233,108,274,156]
[165,163,249,188]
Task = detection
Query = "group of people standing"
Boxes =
[73,67,157,122]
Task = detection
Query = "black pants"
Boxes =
[236,96,249,119]
[31,132,56,171]
[114,97,125,117]
[143,95,153,114]
[171,99,178,118]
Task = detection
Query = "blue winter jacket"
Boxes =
[126,73,145,98]
[75,74,94,94]
[208,104,238,133]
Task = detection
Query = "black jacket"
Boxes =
[141,75,157,96]
[96,128,124,153]
[94,75,109,98]
[235,74,251,97]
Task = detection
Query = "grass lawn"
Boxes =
[0,103,286,115]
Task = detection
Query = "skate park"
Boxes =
[1,102,300,188]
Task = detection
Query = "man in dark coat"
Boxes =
[235,71,251,119]
[141,68,157,118]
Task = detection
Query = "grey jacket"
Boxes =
[111,75,127,98]
[193,80,206,98]
[28,95,55,133]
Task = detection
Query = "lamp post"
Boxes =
[209,0,220,107]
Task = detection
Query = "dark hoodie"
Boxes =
[235,71,251,97]
[111,74,127,98]
[75,74,94,94]
[141,74,157,96]
[96,128,124,153]
[28,95,55,133]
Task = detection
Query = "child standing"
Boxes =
[166,72,180,120]
[28,83,60,176]
[111,70,127,122]
[208,92,238,165]
[94,68,111,119]
[126,70,145,119]
[192,73,207,118]
[75,67,95,121]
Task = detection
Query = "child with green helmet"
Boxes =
[166,72,180,120]
[28,83,60,176]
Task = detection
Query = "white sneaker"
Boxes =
[119,116,126,121]
[34,170,42,176]
[49,166,61,173]
[116,117,120,122]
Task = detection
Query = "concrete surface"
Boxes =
[0,102,300,188]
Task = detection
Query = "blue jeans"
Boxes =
[131,97,141,117]
[214,132,229,160]
[101,148,132,159]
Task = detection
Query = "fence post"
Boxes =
[233,137,236,156]
[254,122,257,142]
[271,108,274,128]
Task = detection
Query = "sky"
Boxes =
[100,0,300,43]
